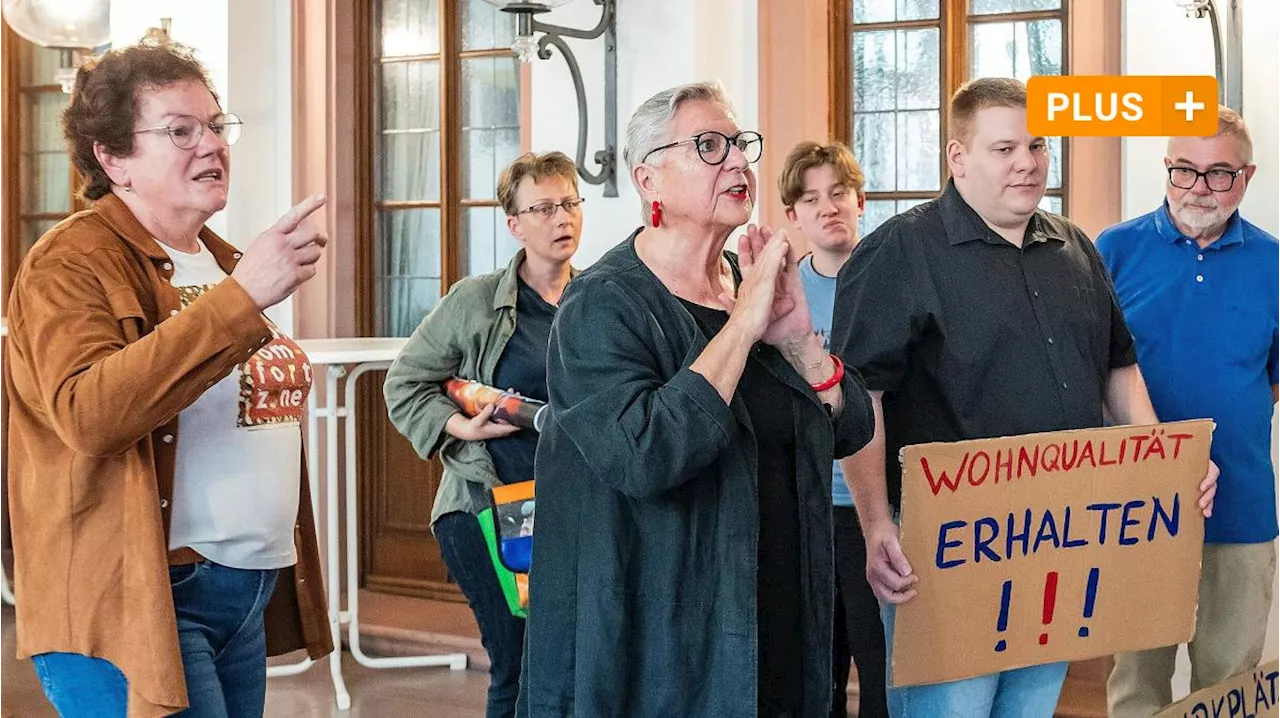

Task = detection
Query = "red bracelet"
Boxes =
[809,354,844,393]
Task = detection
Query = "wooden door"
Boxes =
[352,0,524,602]
[358,375,462,601]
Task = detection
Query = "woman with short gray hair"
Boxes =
[518,82,875,717]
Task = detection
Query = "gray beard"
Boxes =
[1170,202,1231,231]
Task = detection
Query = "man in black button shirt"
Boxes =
[830,78,1219,717]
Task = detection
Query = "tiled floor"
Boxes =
[2,594,1104,718]
[1,603,489,718]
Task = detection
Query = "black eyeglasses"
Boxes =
[1167,165,1246,192]
[642,130,763,166]
[516,197,586,219]
[134,113,243,150]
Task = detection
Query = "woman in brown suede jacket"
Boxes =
[5,40,331,717]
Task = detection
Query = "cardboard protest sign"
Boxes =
[1154,660,1279,718]
[892,420,1213,687]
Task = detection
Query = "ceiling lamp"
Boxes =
[1,0,111,93]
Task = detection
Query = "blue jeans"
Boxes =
[33,561,278,718]
[31,652,128,717]
[435,511,526,718]
[880,600,1068,718]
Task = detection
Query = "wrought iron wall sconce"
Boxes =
[1174,0,1243,112]
[485,0,618,197]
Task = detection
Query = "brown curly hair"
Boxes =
[63,41,219,200]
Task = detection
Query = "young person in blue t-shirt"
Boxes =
[779,140,887,718]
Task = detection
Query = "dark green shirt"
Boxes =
[487,276,557,486]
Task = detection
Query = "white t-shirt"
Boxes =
[165,241,309,569]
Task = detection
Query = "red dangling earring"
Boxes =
[650,200,663,228]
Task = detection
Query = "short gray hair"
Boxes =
[1166,105,1253,164]
[622,81,737,176]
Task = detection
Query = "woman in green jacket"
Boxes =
[384,151,582,718]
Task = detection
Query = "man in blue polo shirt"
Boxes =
[1099,106,1278,718]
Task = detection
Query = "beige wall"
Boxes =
[756,0,831,254]
[291,0,359,340]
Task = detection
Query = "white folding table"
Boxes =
[267,338,467,709]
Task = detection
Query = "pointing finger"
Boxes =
[273,194,327,233]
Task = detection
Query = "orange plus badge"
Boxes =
[1027,76,1218,137]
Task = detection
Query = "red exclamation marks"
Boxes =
[1039,571,1059,645]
